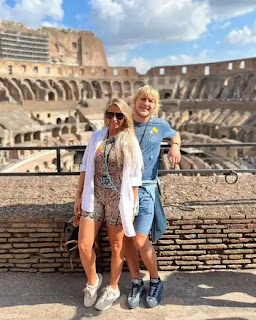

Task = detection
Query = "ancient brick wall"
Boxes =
[0,213,255,272]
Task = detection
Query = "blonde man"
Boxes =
[124,85,181,308]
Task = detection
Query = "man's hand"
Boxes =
[168,144,181,168]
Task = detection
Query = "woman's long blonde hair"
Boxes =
[103,97,136,168]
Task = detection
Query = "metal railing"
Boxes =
[0,142,255,177]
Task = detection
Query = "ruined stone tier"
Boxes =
[0,21,108,67]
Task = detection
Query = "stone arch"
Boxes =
[48,79,65,100]
[80,81,93,99]
[52,128,60,137]
[24,132,31,142]
[238,129,247,142]
[185,79,197,99]
[0,78,22,103]
[48,92,55,101]
[0,87,7,101]
[21,80,35,100]
[32,80,47,100]
[14,134,22,144]
[35,165,40,172]
[70,80,80,100]
[198,78,208,99]
[33,131,41,140]
[123,81,132,97]
[164,92,171,99]
[62,126,69,134]
[59,80,73,100]
[56,118,62,124]
[92,81,102,98]
[102,81,111,98]
[35,79,49,89]
[112,81,122,98]
[247,130,254,142]
[71,126,77,134]
[233,75,246,100]
[133,81,144,92]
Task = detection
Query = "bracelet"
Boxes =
[172,142,181,147]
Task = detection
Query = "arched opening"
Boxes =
[48,92,55,101]
[92,81,102,98]
[35,165,40,172]
[0,88,7,101]
[14,134,22,144]
[62,126,69,134]
[52,128,60,137]
[71,126,77,134]
[56,118,62,124]
[33,131,41,140]
[164,92,171,99]
[24,133,31,142]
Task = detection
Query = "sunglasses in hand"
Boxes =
[106,111,125,120]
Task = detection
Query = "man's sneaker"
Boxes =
[145,278,163,308]
[95,285,120,311]
[83,273,103,307]
[127,279,145,309]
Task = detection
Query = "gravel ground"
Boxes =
[0,174,255,219]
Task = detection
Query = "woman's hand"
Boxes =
[74,196,82,223]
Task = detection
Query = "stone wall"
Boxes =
[0,212,256,272]
[0,175,255,273]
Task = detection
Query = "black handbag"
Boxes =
[63,217,79,267]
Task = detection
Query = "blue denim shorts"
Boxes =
[133,188,154,235]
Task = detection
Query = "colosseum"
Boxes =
[0,20,255,172]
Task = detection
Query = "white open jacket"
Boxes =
[80,127,143,237]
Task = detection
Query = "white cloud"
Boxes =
[220,21,231,29]
[115,50,211,74]
[209,0,256,20]
[0,0,63,27]
[226,26,256,45]
[91,0,210,48]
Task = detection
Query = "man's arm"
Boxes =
[167,132,181,168]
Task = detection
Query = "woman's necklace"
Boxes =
[101,135,120,193]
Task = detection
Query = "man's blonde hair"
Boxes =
[132,85,160,115]
[103,97,136,167]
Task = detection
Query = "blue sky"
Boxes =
[2,0,256,74]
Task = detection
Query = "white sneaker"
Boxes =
[95,285,120,311]
[83,273,103,307]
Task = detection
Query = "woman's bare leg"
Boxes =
[107,225,125,289]
[78,217,101,285]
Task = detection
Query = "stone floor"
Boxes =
[0,270,256,320]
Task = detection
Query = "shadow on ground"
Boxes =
[0,271,256,320]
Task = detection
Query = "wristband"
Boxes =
[172,142,181,147]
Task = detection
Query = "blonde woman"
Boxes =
[74,97,143,311]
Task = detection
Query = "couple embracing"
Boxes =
[74,85,181,310]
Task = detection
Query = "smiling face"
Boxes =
[133,93,156,122]
[105,104,125,135]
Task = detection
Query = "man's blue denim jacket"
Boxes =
[139,178,166,242]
